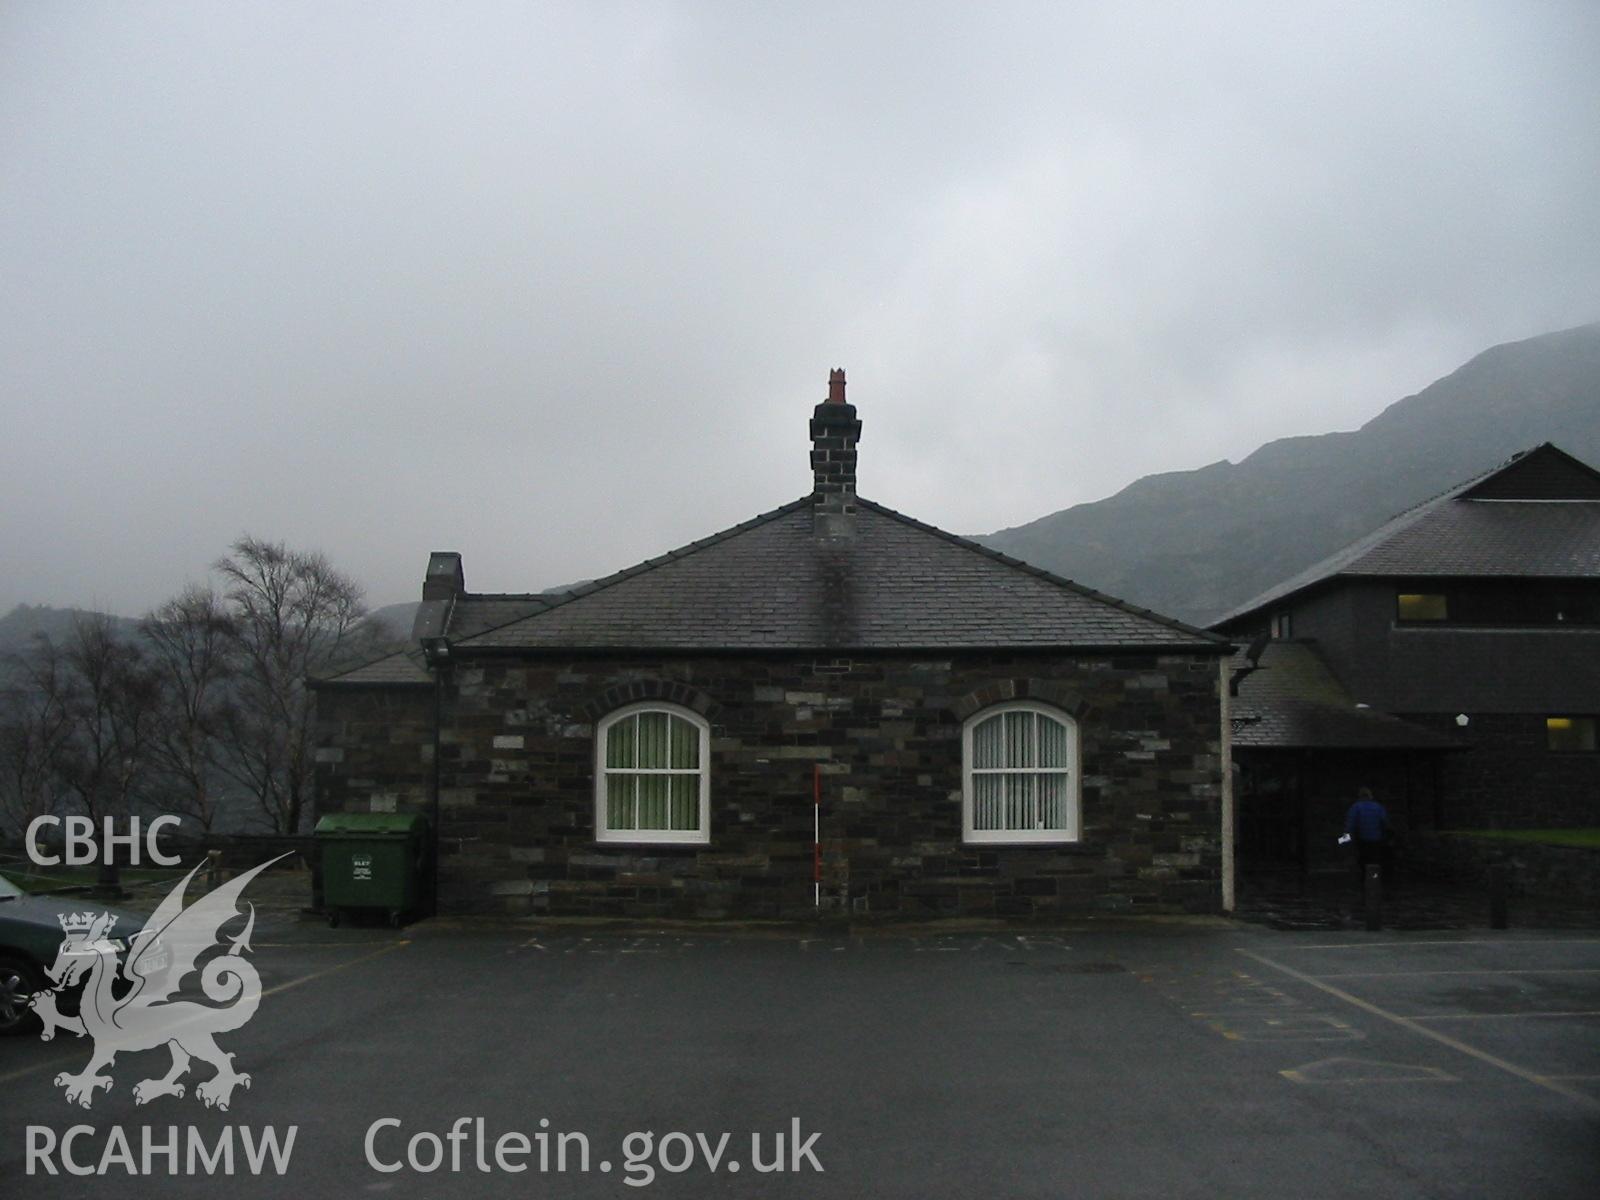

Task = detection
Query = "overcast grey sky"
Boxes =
[3,1,1598,616]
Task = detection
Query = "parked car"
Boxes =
[0,874,150,1036]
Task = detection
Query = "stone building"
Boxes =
[313,372,1234,917]
[1212,443,1600,873]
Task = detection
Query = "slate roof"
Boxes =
[314,649,433,688]
[1230,642,1460,751]
[1215,444,1600,626]
[412,594,553,642]
[315,596,558,687]
[447,596,553,639]
[452,496,1229,653]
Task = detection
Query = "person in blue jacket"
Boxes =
[1344,786,1390,875]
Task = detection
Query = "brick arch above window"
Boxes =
[951,679,1092,723]
[576,680,720,723]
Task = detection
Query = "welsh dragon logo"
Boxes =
[30,855,287,1111]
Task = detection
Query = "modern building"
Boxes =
[313,372,1233,917]
[1212,443,1600,872]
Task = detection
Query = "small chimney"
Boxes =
[810,367,862,539]
[827,368,847,405]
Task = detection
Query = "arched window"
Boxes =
[962,703,1080,843]
[595,703,710,844]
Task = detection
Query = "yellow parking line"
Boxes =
[1238,948,1600,1113]
[0,940,408,1087]
[1282,938,1600,951]
[1409,1010,1600,1022]
[260,939,408,999]
[1315,969,1600,979]
[252,947,409,953]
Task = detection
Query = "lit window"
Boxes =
[1546,716,1597,753]
[963,703,1080,844]
[595,704,710,843]
[1397,593,1448,622]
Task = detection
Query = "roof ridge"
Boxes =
[454,496,816,645]
[1211,443,1571,627]
[1366,444,1592,523]
[854,497,1229,644]
[1371,456,1505,525]
[1459,441,1600,499]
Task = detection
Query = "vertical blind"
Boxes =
[604,710,702,831]
[970,709,1071,832]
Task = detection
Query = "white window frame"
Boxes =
[962,701,1080,845]
[594,702,711,845]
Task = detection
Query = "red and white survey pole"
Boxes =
[812,763,822,907]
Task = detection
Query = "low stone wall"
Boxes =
[4,831,317,872]
[163,834,318,872]
[1406,831,1600,903]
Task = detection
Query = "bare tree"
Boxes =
[215,536,378,833]
[51,614,162,824]
[0,635,74,839]
[141,586,236,832]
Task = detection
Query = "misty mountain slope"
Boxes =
[979,322,1600,625]
[366,601,421,640]
[0,605,141,653]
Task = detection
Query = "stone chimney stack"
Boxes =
[412,551,465,642]
[810,367,862,539]
[421,551,465,602]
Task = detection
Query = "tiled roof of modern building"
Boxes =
[452,496,1229,653]
[1229,642,1460,751]
[1213,444,1600,627]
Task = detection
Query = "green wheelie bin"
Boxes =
[314,812,431,928]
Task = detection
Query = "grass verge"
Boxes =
[1457,828,1600,850]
